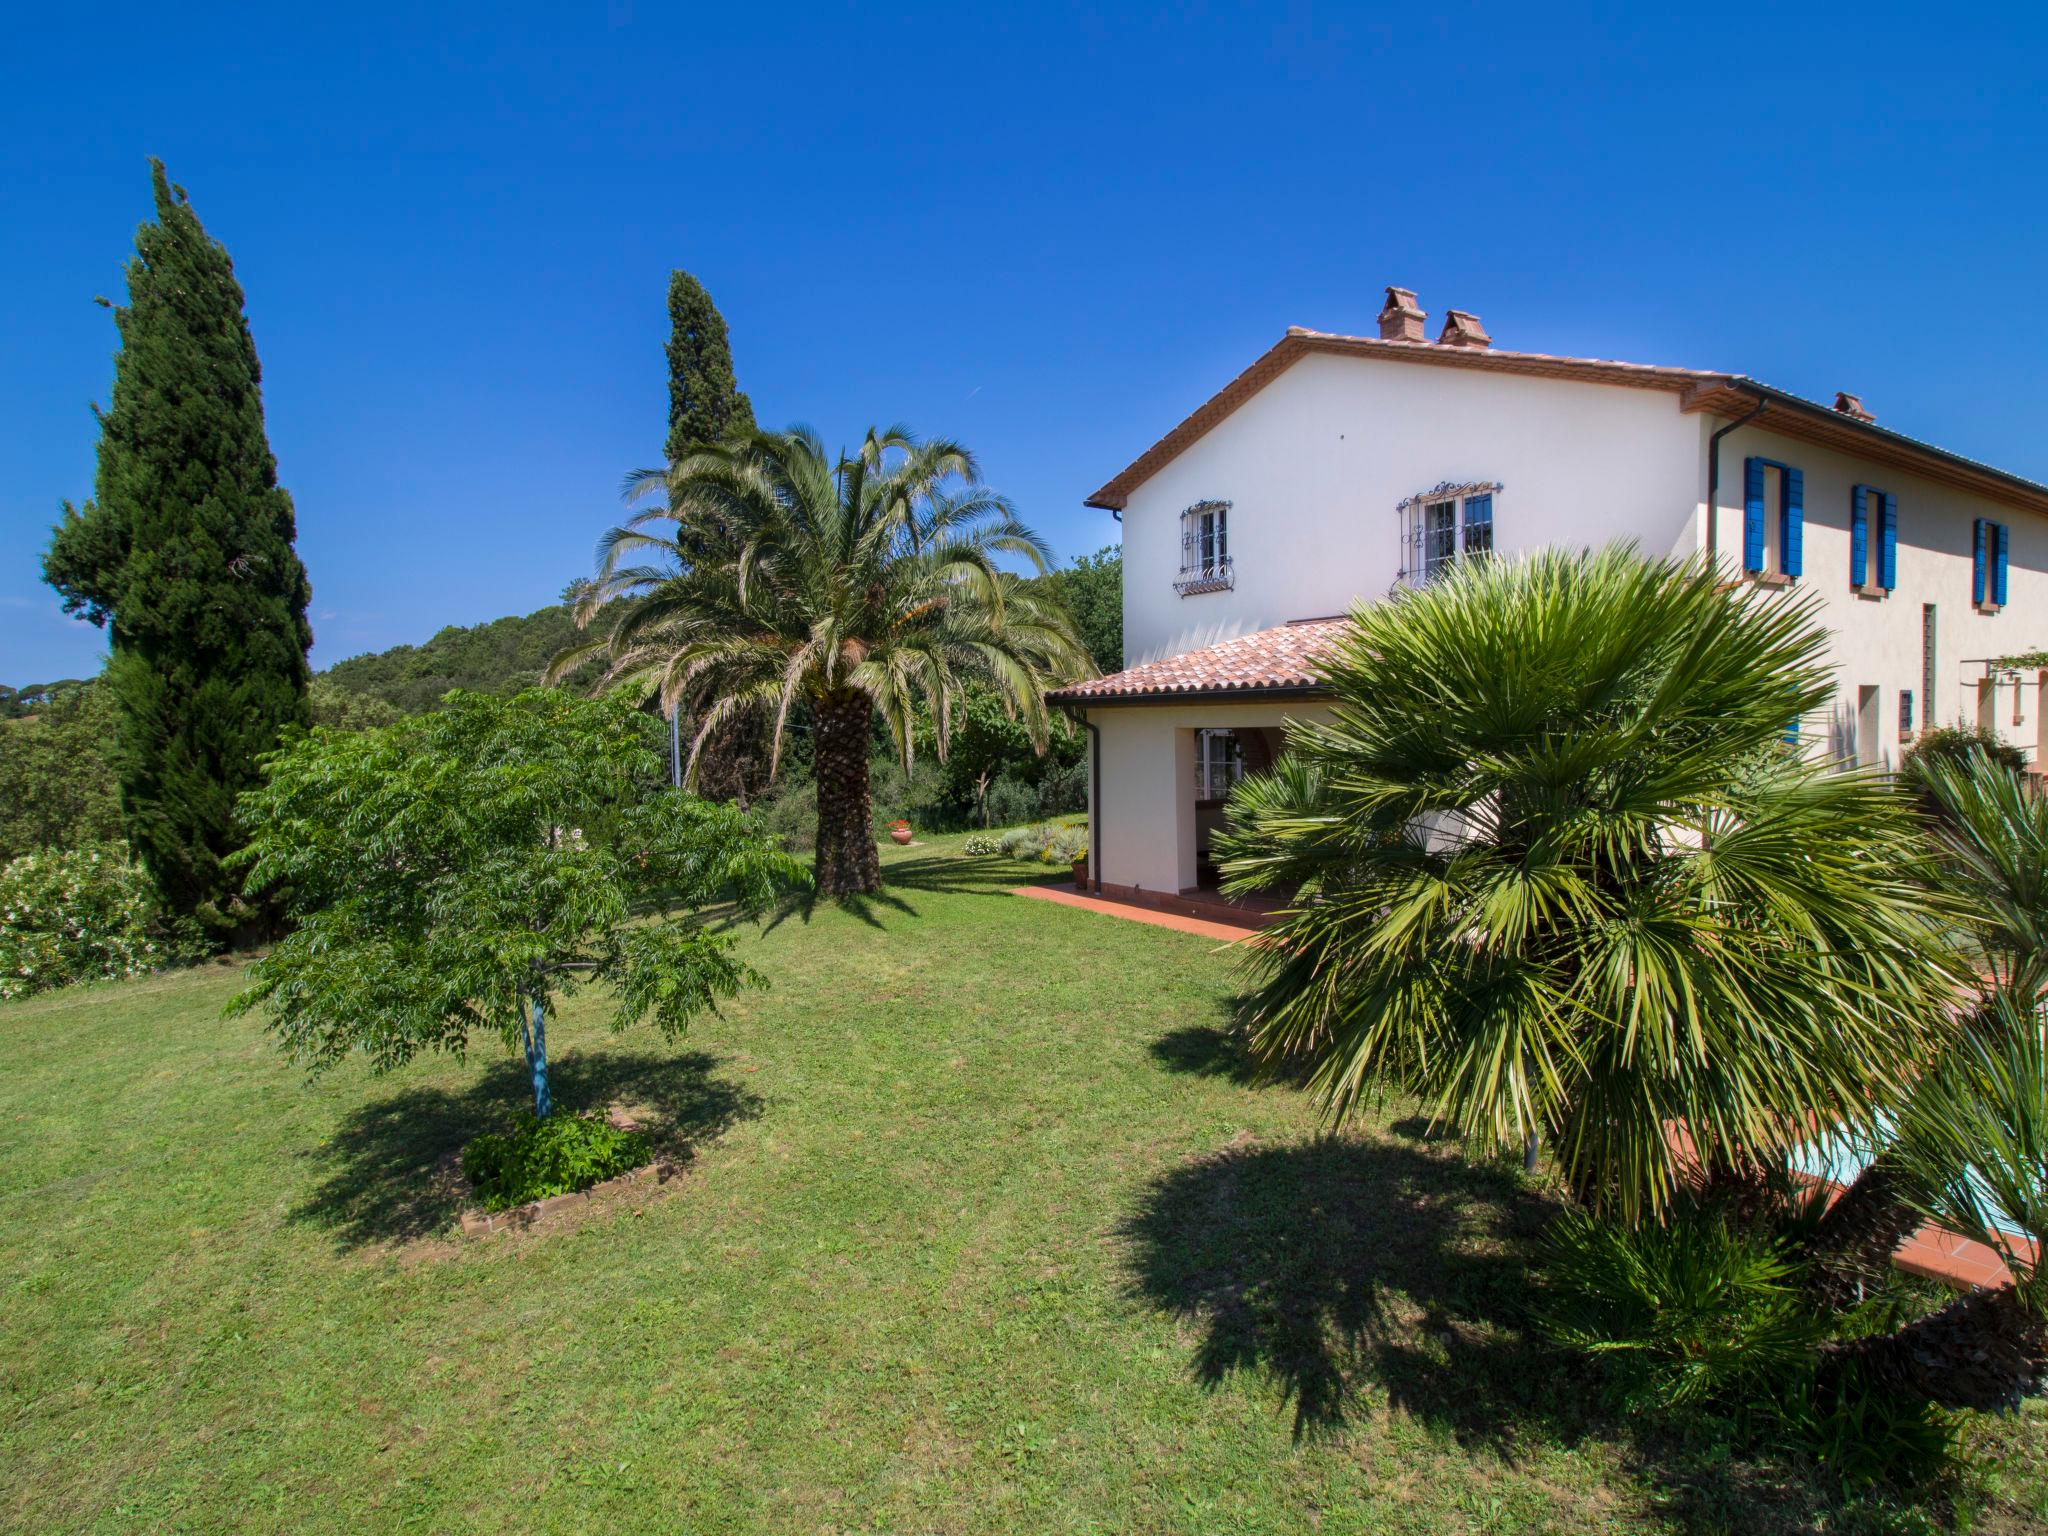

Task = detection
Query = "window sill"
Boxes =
[1978,602,2004,616]
[1853,584,1892,601]
[1747,571,1795,588]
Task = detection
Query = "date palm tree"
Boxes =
[555,426,1091,896]
[1217,546,1961,1222]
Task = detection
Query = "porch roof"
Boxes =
[1050,617,1349,705]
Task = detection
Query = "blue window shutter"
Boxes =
[1850,486,1869,586]
[1995,522,2010,606]
[1782,467,1804,579]
[1974,518,1988,604]
[1879,493,1898,590]
[1743,458,1766,573]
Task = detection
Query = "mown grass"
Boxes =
[4,831,2046,1534]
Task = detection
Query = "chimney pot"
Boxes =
[1378,286,1426,342]
[1438,309,1492,349]
[1833,391,1874,423]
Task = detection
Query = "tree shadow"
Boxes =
[748,853,1062,934]
[883,853,1070,897]
[1118,1131,1586,1450]
[1147,1023,1318,1089]
[291,1049,763,1251]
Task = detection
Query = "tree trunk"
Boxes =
[523,996,553,1118]
[1806,1159,1925,1310]
[1834,1284,2048,1414]
[812,691,881,896]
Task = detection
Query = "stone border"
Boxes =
[458,1156,675,1237]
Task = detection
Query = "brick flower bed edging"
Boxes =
[457,1156,675,1237]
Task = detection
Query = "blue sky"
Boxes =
[4,2,2045,682]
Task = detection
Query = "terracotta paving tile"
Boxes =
[1011,884,1262,943]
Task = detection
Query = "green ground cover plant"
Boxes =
[463,1111,654,1210]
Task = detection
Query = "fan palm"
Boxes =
[554,426,1091,895]
[1851,1002,2048,1412]
[1807,750,2048,1308]
[1217,546,1961,1222]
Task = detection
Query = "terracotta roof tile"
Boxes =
[1050,617,1349,703]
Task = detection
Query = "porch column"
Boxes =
[1173,727,1200,894]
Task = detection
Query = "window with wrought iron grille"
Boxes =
[1398,482,1501,585]
[1175,500,1233,595]
[1195,729,1244,801]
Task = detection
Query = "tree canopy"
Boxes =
[229,690,804,1117]
[42,160,312,934]
[664,270,754,465]
[560,427,1092,893]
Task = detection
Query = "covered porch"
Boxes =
[1048,618,1346,909]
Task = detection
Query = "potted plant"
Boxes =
[888,819,914,846]
[1071,853,1089,890]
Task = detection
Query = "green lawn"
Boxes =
[5,833,2046,1534]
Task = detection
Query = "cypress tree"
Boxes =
[43,160,313,936]
[663,270,754,464]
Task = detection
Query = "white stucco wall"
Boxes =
[1117,351,1704,668]
[1087,700,1333,896]
[1704,422,2048,769]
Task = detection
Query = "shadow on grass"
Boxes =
[1147,1022,1320,1090]
[1122,1131,1962,1532]
[1119,1131,1581,1449]
[751,852,1067,935]
[292,1049,762,1250]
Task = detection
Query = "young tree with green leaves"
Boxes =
[1218,547,1959,1222]
[562,428,1092,895]
[42,161,312,935]
[229,690,804,1118]
[664,269,755,464]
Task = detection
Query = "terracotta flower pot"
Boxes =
[889,824,914,845]
[1071,855,1089,890]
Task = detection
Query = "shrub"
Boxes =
[1535,1205,1827,1410]
[0,842,204,1001]
[1899,725,2027,815]
[462,1111,654,1211]
[1774,1358,1969,1493]
[960,833,1002,856]
[1035,759,1088,818]
[757,774,819,852]
[983,774,1038,829]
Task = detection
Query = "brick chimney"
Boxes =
[1438,310,1491,349]
[1378,286,1426,342]
[1833,391,1874,423]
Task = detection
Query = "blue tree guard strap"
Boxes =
[525,997,553,1118]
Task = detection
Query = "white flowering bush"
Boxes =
[0,843,204,1001]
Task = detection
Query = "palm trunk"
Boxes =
[1806,1159,1924,1310]
[813,691,881,896]
[1834,1284,2048,1414]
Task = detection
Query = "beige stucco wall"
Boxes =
[1085,700,1333,895]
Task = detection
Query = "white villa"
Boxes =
[1049,287,2048,907]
